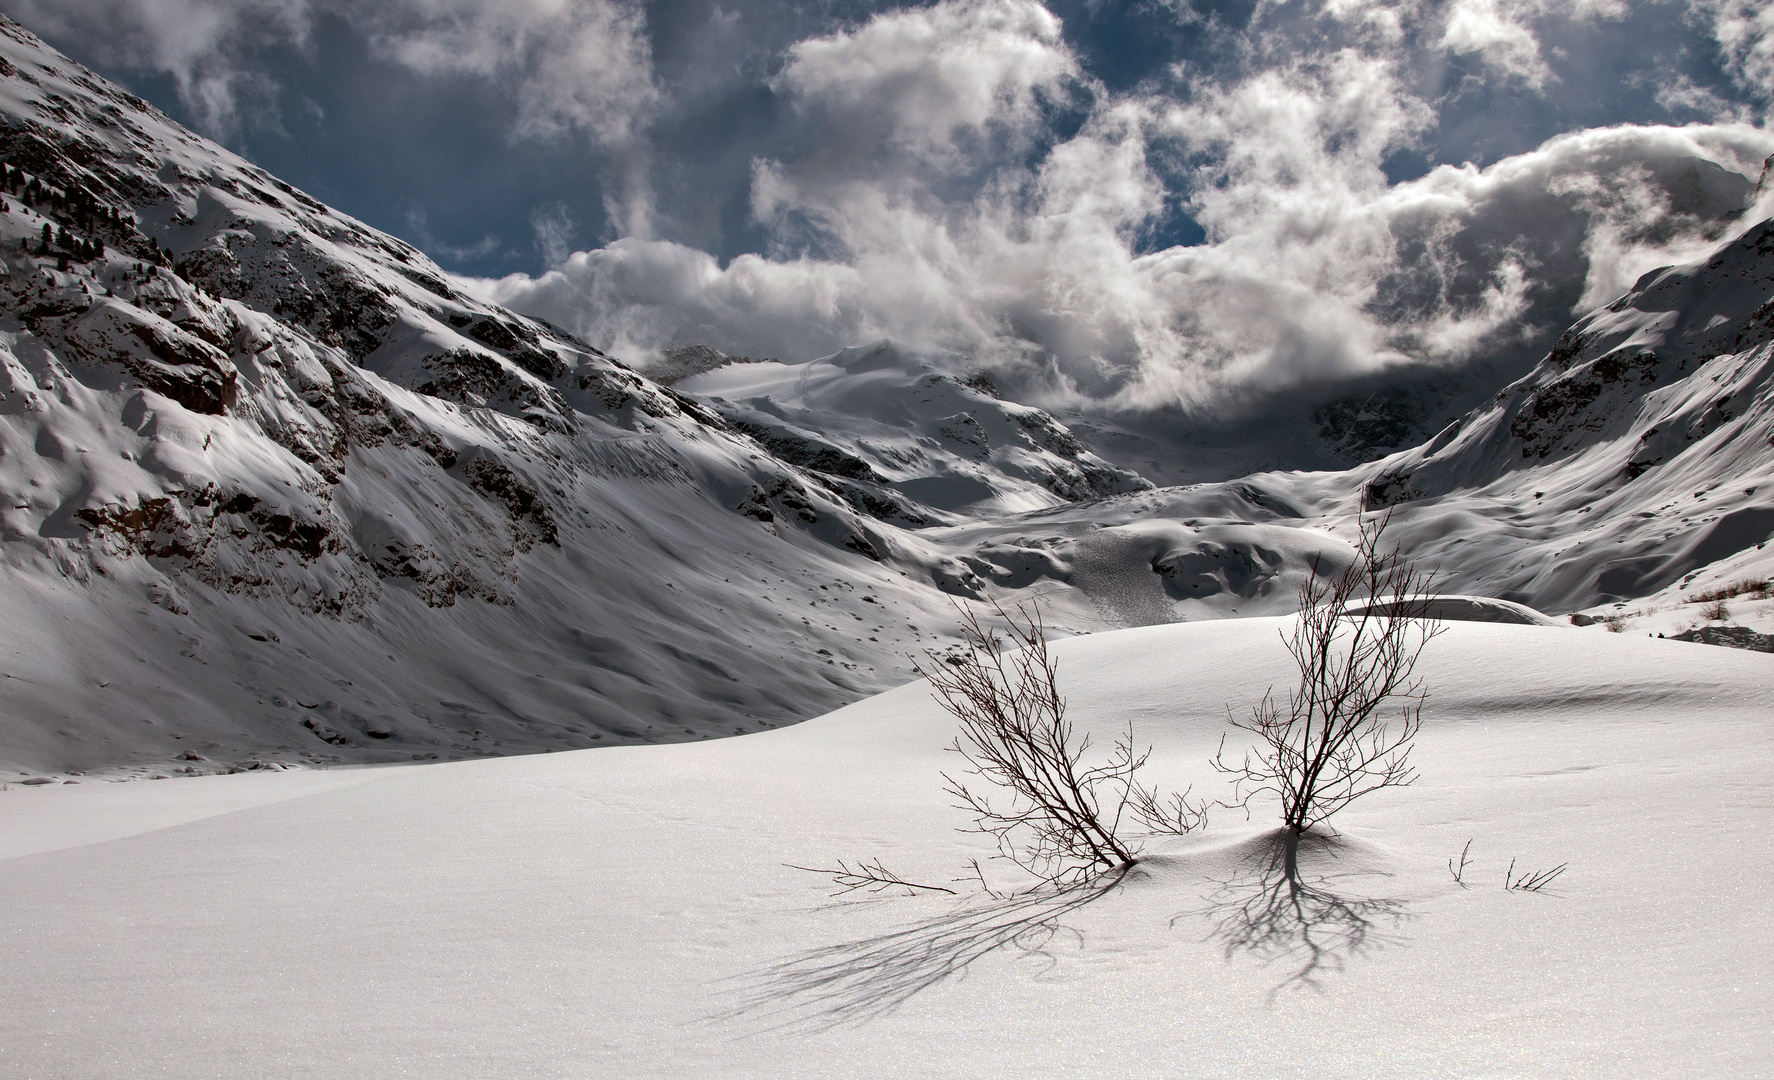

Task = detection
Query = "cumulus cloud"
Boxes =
[6,0,313,137]
[480,114,1772,406]
[475,0,1774,414]
[362,0,658,142]
[770,0,1076,171]
[11,0,658,143]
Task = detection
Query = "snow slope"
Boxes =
[0,18,1129,777]
[2,618,1767,1078]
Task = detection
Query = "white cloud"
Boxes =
[480,105,1774,414]
[6,0,313,137]
[529,201,578,267]
[1688,0,1774,113]
[1438,0,1627,89]
[22,0,1773,417]
[771,0,1077,171]
[12,0,658,144]
[364,0,659,143]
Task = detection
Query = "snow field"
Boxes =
[2,618,1768,1078]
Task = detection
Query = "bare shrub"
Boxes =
[1702,598,1730,622]
[1601,613,1629,633]
[1214,513,1442,834]
[926,600,1204,887]
[1686,578,1769,604]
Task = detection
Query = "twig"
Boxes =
[959,857,1013,901]
[1504,857,1568,892]
[786,859,957,896]
[1448,838,1473,888]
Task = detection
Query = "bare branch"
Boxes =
[786,859,957,896]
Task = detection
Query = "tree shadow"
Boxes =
[718,866,1133,1033]
[1186,829,1410,997]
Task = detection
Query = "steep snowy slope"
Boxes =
[1341,208,1774,614]
[0,17,1049,777]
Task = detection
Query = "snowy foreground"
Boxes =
[3,618,1769,1079]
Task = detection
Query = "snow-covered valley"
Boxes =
[0,12,1772,1074]
[4,619,1768,1077]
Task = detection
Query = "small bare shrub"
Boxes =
[926,600,1204,887]
[795,600,1206,898]
[1687,578,1770,604]
[1601,613,1629,633]
[1214,513,1442,834]
[1701,598,1730,621]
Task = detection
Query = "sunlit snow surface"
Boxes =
[3,619,1768,1077]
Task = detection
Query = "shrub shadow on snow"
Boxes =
[718,866,1133,1032]
[1185,828,1410,997]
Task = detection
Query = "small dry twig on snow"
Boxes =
[1504,857,1568,892]
[1448,839,1474,888]
[786,859,957,896]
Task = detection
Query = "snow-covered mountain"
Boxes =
[901,195,1774,633]
[670,341,1151,523]
[1346,208,1774,613]
[0,17,1097,777]
[3,6,1773,783]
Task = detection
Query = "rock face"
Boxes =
[1670,624,1774,652]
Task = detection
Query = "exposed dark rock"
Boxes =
[1669,624,1774,652]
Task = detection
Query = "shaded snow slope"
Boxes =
[1338,214,1774,614]
[2,620,1767,1078]
[0,18,1022,776]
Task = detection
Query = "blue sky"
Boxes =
[12,0,1774,412]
